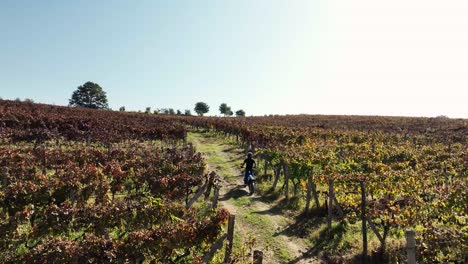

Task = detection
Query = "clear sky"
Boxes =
[1,0,467,118]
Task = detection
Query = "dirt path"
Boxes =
[188,132,323,264]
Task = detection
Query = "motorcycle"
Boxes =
[244,170,256,195]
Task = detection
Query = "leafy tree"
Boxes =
[24,98,34,103]
[119,106,125,112]
[236,109,246,117]
[15,98,21,102]
[145,107,151,114]
[168,108,175,115]
[194,102,209,116]
[153,110,159,114]
[177,110,182,115]
[69,82,108,109]
[184,109,192,116]
[219,103,234,117]
[219,103,229,116]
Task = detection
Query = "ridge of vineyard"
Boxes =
[0,100,186,143]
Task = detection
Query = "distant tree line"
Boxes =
[219,102,245,117]
[10,81,248,117]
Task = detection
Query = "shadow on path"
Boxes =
[287,223,346,264]
[220,185,250,200]
[252,197,290,216]
[275,212,327,239]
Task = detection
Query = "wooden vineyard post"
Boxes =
[1,167,8,191]
[311,179,320,209]
[42,144,47,175]
[366,217,385,250]
[224,214,235,264]
[283,163,290,200]
[305,174,313,214]
[1,167,8,219]
[204,172,216,200]
[328,179,334,231]
[253,250,264,264]
[360,181,368,261]
[332,195,345,219]
[271,165,282,191]
[186,182,208,209]
[202,234,227,263]
[405,229,416,264]
[211,186,220,209]
[107,142,112,156]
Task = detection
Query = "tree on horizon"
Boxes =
[194,102,209,116]
[69,82,108,109]
[219,103,229,116]
[236,109,245,117]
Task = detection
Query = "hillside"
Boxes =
[0,100,466,263]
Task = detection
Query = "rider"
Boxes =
[241,152,256,185]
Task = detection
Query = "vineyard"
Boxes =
[0,101,228,263]
[0,100,467,263]
[178,115,467,263]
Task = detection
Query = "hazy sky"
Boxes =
[1,0,467,117]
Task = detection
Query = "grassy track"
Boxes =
[187,131,322,264]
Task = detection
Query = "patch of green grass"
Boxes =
[305,221,352,255]
[241,208,293,262]
[277,247,293,262]
[188,132,242,181]
[303,218,407,261]
[232,196,252,207]
[243,210,270,229]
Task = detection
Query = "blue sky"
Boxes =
[1,0,467,117]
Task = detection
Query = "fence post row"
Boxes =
[405,229,416,264]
